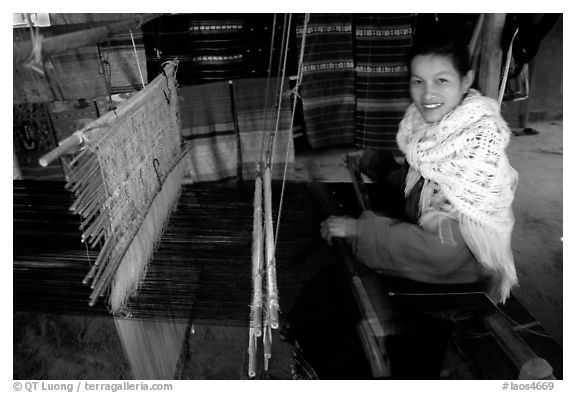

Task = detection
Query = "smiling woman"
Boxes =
[408,31,475,123]
[320,26,519,305]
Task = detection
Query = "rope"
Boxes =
[257,14,279,171]
[23,13,44,75]
[267,13,292,170]
[274,13,310,246]
[130,29,146,89]
[97,36,114,111]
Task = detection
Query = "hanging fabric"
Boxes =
[179,77,294,183]
[295,14,414,151]
[354,14,414,151]
[295,14,356,148]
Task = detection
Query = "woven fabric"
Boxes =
[143,14,297,86]
[13,103,63,180]
[94,75,181,236]
[62,65,182,314]
[179,81,237,182]
[295,14,414,150]
[187,17,245,83]
[397,89,518,302]
[354,14,414,151]
[295,14,357,148]
[143,15,244,86]
[180,77,294,183]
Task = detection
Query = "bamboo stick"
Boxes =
[88,222,108,248]
[250,175,264,337]
[83,231,117,284]
[66,153,98,185]
[38,133,83,168]
[263,324,272,364]
[89,241,125,299]
[72,177,103,210]
[247,328,258,378]
[71,181,103,214]
[81,209,108,242]
[263,166,279,329]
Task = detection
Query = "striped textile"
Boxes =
[354,14,414,150]
[296,14,357,149]
[143,15,245,86]
[295,14,414,151]
[180,77,294,183]
[188,17,245,83]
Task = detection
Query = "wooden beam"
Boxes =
[484,311,555,379]
[308,181,392,378]
[13,14,160,66]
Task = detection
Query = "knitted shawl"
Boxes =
[397,89,518,303]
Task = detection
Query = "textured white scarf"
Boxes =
[397,89,518,303]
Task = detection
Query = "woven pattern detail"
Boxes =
[64,66,182,312]
[96,83,180,236]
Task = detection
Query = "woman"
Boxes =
[320,30,518,304]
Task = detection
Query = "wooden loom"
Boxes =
[15,13,560,379]
[304,157,559,380]
[30,13,308,379]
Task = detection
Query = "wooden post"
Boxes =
[484,312,555,379]
[478,13,507,100]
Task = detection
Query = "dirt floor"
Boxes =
[13,119,563,379]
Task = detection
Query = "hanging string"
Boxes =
[248,13,296,377]
[23,13,44,75]
[261,14,290,171]
[274,13,310,246]
[130,29,146,89]
[266,13,293,171]
[97,35,114,112]
[257,14,279,171]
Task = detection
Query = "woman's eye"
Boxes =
[411,79,422,85]
[437,78,449,84]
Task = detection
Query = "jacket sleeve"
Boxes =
[349,210,484,283]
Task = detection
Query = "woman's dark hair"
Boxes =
[408,26,472,76]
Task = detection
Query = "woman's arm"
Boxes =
[332,211,486,284]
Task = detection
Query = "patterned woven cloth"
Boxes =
[295,14,357,148]
[180,77,294,182]
[397,89,518,303]
[354,14,413,150]
[296,14,414,150]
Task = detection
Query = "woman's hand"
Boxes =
[320,215,358,245]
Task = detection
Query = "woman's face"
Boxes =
[409,54,474,123]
